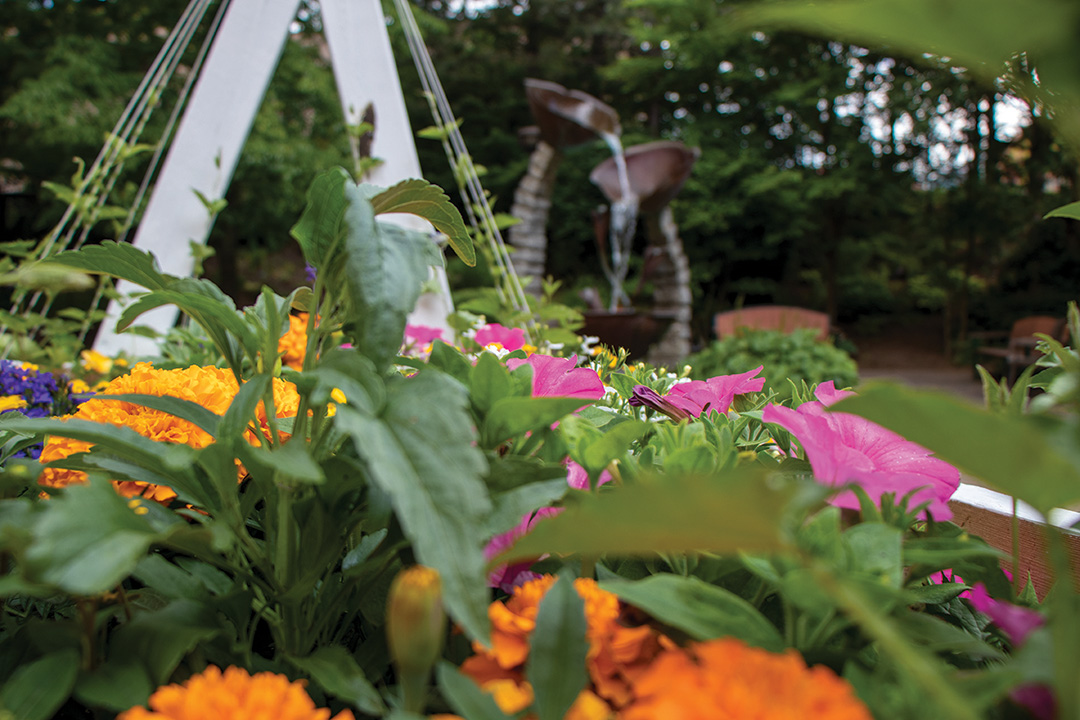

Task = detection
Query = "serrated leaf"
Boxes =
[369,178,475,266]
[50,240,171,290]
[498,468,791,563]
[527,572,588,720]
[335,371,492,644]
[601,574,785,652]
[290,167,351,267]
[23,479,172,595]
[339,186,435,369]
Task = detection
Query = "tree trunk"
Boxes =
[508,140,562,296]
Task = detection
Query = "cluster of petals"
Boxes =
[116,665,353,720]
[762,381,960,519]
[954,576,1053,720]
[630,366,764,421]
[484,355,606,591]
[461,575,668,716]
[278,313,310,371]
[38,363,299,502]
[506,353,605,402]
[620,637,871,719]
[475,323,526,352]
[402,323,445,356]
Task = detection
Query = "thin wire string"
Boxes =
[391,0,536,338]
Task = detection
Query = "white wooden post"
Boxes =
[94,0,453,356]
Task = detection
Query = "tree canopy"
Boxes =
[2,0,1077,348]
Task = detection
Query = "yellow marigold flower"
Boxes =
[0,395,27,412]
[69,378,91,394]
[19,361,40,373]
[116,665,355,720]
[38,363,300,502]
[460,575,666,712]
[80,349,113,374]
[279,313,310,371]
[620,637,872,720]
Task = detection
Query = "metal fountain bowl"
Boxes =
[524,78,621,148]
[588,140,700,213]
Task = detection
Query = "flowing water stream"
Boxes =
[600,131,639,312]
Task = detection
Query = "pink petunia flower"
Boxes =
[506,354,604,400]
[484,459,613,592]
[475,323,526,352]
[630,366,765,421]
[967,583,1045,646]
[484,507,563,593]
[404,324,445,346]
[566,458,613,490]
[967,582,1053,719]
[762,381,960,520]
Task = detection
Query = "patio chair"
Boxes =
[974,315,1064,384]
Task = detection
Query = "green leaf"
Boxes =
[601,574,785,652]
[336,371,492,644]
[843,523,903,588]
[339,185,436,369]
[577,419,650,479]
[833,383,1080,513]
[84,393,220,437]
[470,351,513,415]
[287,646,387,716]
[290,167,351,267]
[527,572,588,720]
[50,240,171,290]
[74,661,154,712]
[498,468,792,563]
[0,650,79,720]
[436,662,512,720]
[109,598,223,685]
[368,178,475,266]
[1045,200,1080,222]
[23,479,171,595]
[483,397,588,447]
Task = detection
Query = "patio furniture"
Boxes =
[974,315,1064,385]
[713,305,831,341]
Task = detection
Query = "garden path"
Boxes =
[849,319,986,406]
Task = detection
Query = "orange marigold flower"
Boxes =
[116,665,355,720]
[38,363,300,502]
[620,637,872,720]
[279,313,310,371]
[460,575,665,712]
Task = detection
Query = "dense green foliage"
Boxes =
[2,0,1079,347]
[686,328,858,398]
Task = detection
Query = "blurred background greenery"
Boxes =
[2,0,1077,359]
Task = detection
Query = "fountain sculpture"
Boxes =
[509,80,698,365]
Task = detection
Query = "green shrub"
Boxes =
[687,328,858,398]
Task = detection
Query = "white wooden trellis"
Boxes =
[93,0,454,356]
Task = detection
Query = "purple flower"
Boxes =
[305,263,317,283]
[762,381,960,519]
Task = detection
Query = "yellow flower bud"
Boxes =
[387,565,446,713]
